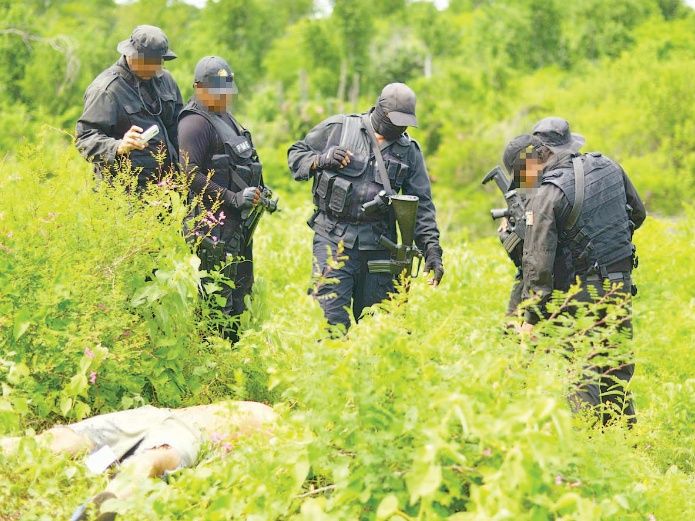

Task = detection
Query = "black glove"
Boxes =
[313,146,350,171]
[425,244,444,286]
[232,186,261,209]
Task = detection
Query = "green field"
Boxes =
[1,0,694,519]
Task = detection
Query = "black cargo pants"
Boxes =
[311,234,395,330]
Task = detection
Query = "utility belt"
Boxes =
[580,256,636,295]
[321,208,384,225]
[581,256,632,280]
[584,271,628,283]
[308,209,389,241]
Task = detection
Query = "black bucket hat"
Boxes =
[117,25,177,61]
[532,117,584,154]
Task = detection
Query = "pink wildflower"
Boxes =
[482,448,492,457]
[210,431,224,443]
[555,475,563,485]
[84,347,94,359]
[221,442,233,453]
[89,371,97,385]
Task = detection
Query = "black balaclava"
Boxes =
[371,104,406,141]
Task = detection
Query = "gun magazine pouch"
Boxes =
[329,177,352,216]
[313,171,333,212]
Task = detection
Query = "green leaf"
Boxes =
[376,494,399,520]
[13,310,32,340]
[407,463,442,504]
[59,396,73,416]
[7,362,29,385]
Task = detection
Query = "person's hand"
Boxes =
[518,322,535,339]
[116,125,146,155]
[313,146,351,171]
[425,245,444,287]
[234,186,261,209]
[497,217,509,233]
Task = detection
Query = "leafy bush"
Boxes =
[1,143,693,518]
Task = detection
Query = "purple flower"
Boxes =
[84,347,94,359]
[89,371,97,385]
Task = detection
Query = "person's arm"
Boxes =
[621,168,646,230]
[521,185,567,324]
[75,87,122,165]
[167,80,184,154]
[178,114,231,207]
[287,117,342,181]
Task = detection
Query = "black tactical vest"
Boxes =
[178,99,262,192]
[543,153,633,274]
[102,63,179,176]
[312,115,411,222]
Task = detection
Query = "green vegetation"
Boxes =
[1,0,694,519]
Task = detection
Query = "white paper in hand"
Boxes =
[85,445,118,474]
[139,124,160,144]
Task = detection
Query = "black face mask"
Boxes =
[371,104,406,141]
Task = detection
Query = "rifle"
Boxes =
[363,194,423,277]
[481,165,526,267]
[241,186,279,246]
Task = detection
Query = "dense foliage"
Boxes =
[1,0,694,519]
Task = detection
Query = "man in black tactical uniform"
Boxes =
[178,56,270,339]
[519,117,646,426]
[76,25,183,189]
[287,83,444,330]
[498,134,543,317]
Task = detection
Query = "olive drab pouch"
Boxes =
[329,177,352,217]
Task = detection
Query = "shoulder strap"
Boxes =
[361,114,394,195]
[566,155,585,230]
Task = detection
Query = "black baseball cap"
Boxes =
[193,56,238,94]
[117,25,177,61]
[376,83,418,127]
[532,117,584,154]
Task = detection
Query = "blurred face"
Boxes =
[519,157,544,189]
[127,54,163,80]
[195,85,232,112]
